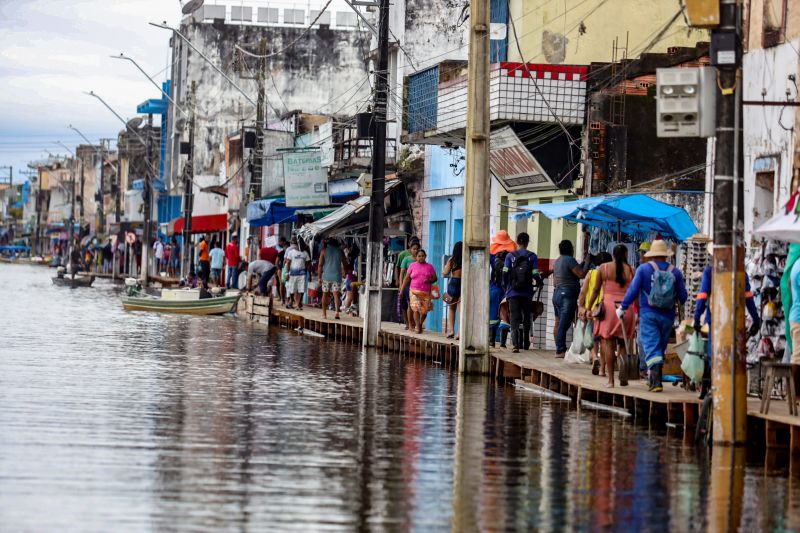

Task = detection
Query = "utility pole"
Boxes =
[362,0,390,347]
[457,0,491,373]
[182,82,197,279]
[98,140,107,234]
[251,38,267,201]
[711,0,746,444]
[79,149,85,224]
[141,115,154,286]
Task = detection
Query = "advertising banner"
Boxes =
[282,150,329,207]
[489,126,557,193]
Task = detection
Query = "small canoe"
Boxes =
[121,292,241,315]
[52,275,95,288]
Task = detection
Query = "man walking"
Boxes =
[225,235,241,289]
[284,237,310,310]
[618,239,688,392]
[198,235,210,287]
[153,237,164,275]
[502,232,539,353]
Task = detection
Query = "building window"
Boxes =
[754,170,777,231]
[231,6,252,22]
[284,9,305,25]
[762,0,787,47]
[336,11,357,27]
[310,10,331,25]
[258,7,279,23]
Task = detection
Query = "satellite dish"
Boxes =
[126,117,144,130]
[182,0,204,14]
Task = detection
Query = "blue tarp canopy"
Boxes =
[512,194,699,241]
[0,245,30,251]
[246,193,352,228]
[131,178,167,192]
[247,198,303,227]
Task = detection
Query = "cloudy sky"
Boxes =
[0,0,181,182]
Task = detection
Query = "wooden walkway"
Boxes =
[237,292,800,450]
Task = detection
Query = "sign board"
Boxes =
[489,126,557,193]
[282,150,329,207]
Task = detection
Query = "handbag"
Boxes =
[531,285,545,321]
[591,301,605,320]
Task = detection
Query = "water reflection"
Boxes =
[1,264,800,531]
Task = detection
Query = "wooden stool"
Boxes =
[760,362,797,415]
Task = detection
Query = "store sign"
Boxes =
[282,150,329,207]
[489,126,557,193]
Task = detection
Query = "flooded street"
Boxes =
[1,264,800,532]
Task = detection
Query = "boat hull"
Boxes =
[121,294,240,315]
[52,275,95,288]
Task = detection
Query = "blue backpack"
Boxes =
[647,261,676,309]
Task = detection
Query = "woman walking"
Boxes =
[401,249,438,334]
[443,241,462,339]
[587,244,637,388]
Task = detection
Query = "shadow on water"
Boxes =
[2,264,800,531]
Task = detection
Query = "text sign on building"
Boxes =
[282,150,329,207]
[489,126,557,193]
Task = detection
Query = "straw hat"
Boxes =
[490,230,517,255]
[644,239,674,258]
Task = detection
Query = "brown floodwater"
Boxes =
[1,263,800,532]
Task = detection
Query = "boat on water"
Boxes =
[121,279,241,315]
[52,274,95,287]
[52,267,95,288]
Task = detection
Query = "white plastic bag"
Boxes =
[582,320,594,350]
[570,320,586,355]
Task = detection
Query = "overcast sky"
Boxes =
[0,0,181,182]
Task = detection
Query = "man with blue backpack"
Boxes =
[503,232,541,353]
[618,239,688,392]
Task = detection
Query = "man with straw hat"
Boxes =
[618,239,688,392]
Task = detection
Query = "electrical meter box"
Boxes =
[656,67,716,138]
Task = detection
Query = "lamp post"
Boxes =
[84,90,154,285]
[110,54,188,117]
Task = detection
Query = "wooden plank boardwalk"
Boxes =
[237,292,800,451]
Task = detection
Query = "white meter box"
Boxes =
[656,67,716,138]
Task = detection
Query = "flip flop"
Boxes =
[592,359,600,375]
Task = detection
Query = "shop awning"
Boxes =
[512,194,699,242]
[171,213,228,235]
[247,199,301,227]
[755,191,800,243]
[297,180,406,244]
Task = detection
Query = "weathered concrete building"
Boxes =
[744,0,800,245]
[165,1,372,193]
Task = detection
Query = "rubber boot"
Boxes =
[650,364,663,393]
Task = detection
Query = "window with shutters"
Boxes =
[762,0,787,47]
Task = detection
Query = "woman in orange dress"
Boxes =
[587,244,637,388]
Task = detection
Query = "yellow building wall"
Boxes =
[508,0,706,65]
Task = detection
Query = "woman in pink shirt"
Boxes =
[401,249,438,333]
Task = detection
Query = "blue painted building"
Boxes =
[423,145,465,332]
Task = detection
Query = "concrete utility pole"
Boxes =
[252,38,267,200]
[140,115,154,286]
[711,0,746,444]
[362,0,390,347]
[181,82,197,279]
[458,0,491,374]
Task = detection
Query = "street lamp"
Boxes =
[110,53,188,116]
[148,21,258,107]
[84,91,147,145]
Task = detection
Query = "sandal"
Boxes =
[592,359,600,376]
[335,314,341,320]
[446,333,455,339]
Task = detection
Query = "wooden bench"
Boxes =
[760,362,797,416]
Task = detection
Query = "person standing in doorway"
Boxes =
[198,235,210,286]
[553,239,588,358]
[318,238,347,320]
[619,239,688,392]
[225,235,241,289]
[285,237,310,310]
[443,241,463,339]
[209,240,225,286]
[502,232,539,353]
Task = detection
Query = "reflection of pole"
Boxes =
[452,374,487,529]
[707,446,745,532]
[711,0,746,445]
[458,0,491,374]
[362,0,389,347]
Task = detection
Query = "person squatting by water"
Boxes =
[246,258,277,295]
[619,239,688,393]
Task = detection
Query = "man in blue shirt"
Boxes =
[619,240,688,392]
[502,232,540,353]
[693,250,761,398]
